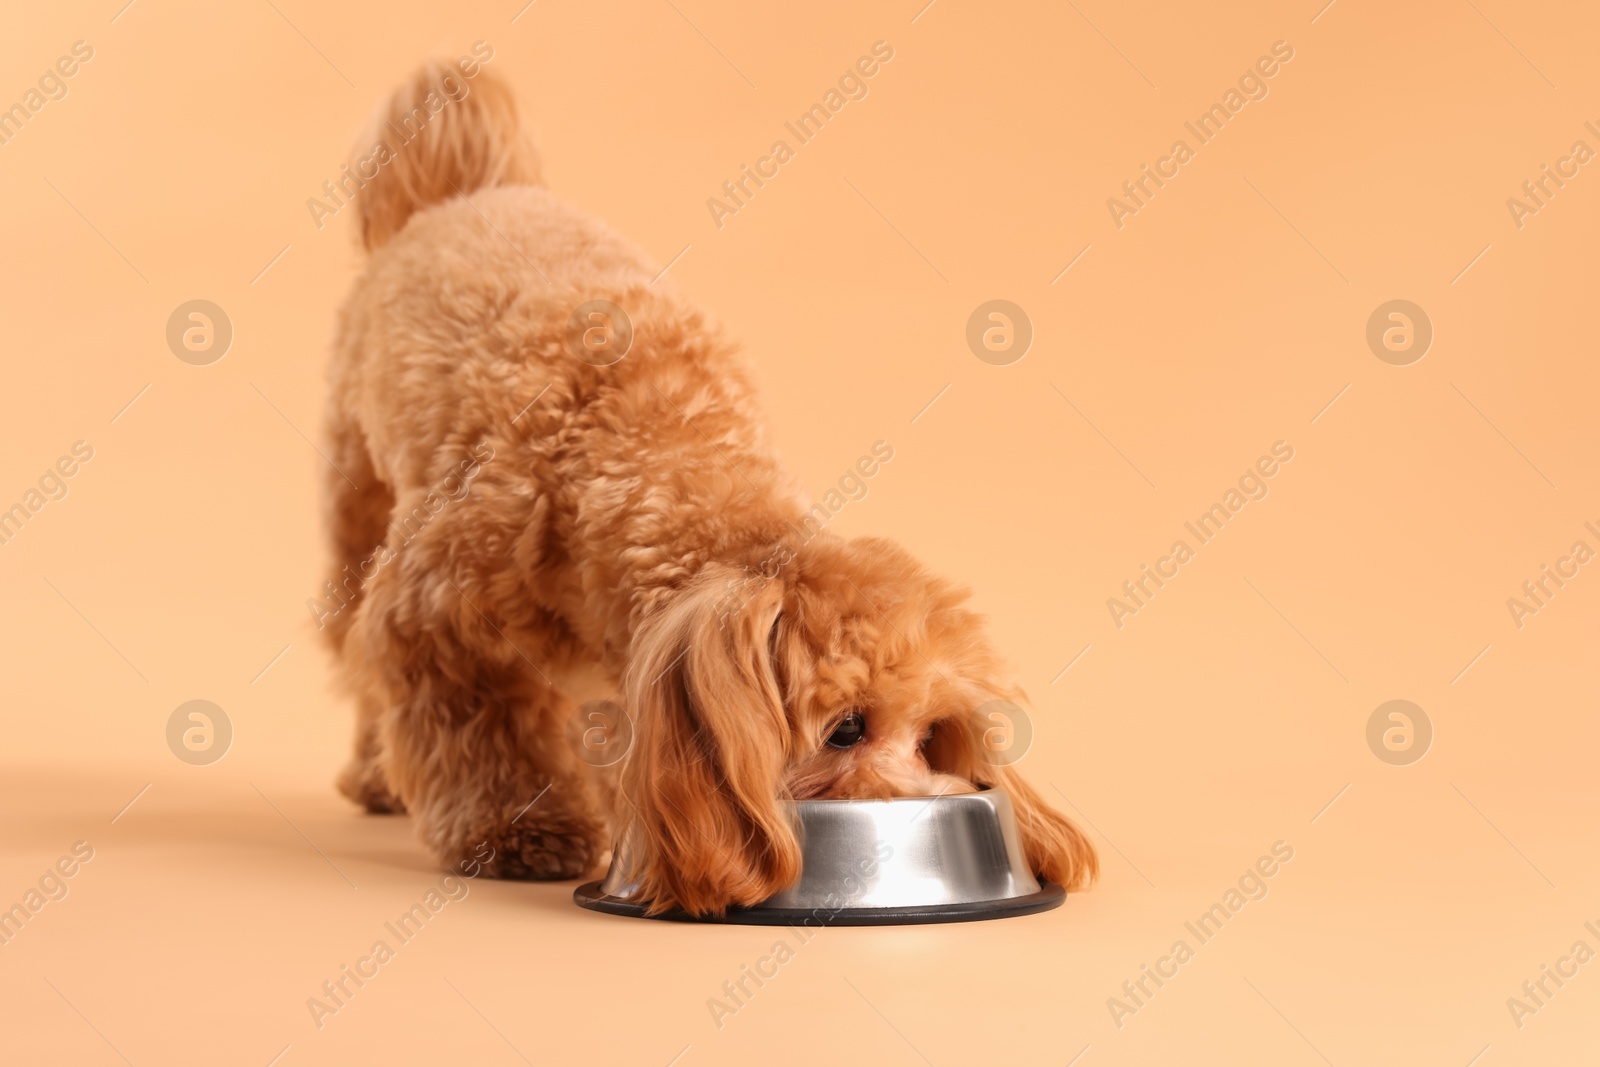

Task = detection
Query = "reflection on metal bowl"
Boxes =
[573,786,1065,925]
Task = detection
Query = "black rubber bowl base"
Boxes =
[572,881,1065,926]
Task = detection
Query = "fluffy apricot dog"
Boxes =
[321,63,1097,915]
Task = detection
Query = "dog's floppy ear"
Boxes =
[620,568,801,916]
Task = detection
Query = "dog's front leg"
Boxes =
[383,670,608,880]
[353,563,610,880]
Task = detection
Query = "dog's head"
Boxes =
[619,534,1098,916]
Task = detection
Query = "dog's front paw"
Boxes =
[476,805,606,881]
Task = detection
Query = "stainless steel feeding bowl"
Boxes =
[573,786,1064,925]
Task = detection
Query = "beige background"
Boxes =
[2,0,1597,1063]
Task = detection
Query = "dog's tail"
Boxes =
[355,61,541,251]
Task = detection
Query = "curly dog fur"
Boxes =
[320,62,1097,915]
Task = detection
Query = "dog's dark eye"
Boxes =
[826,710,866,749]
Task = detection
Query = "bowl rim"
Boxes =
[786,784,994,807]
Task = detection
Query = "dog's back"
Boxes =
[319,57,786,681]
[329,65,667,493]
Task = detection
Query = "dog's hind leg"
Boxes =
[320,409,405,814]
